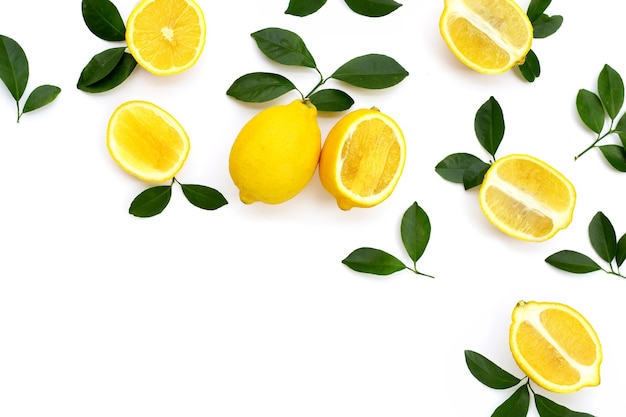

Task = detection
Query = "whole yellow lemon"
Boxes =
[229,99,321,204]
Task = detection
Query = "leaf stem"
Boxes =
[304,67,329,98]
[410,263,435,279]
[16,101,21,123]
[575,126,615,160]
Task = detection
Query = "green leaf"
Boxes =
[532,14,563,39]
[342,247,407,275]
[598,64,624,120]
[308,89,354,111]
[331,54,409,89]
[615,111,626,147]
[0,34,29,101]
[77,53,137,93]
[616,233,626,268]
[462,160,491,190]
[545,250,602,274]
[518,49,540,82]
[21,85,61,114]
[129,186,172,218]
[526,0,552,22]
[534,393,595,417]
[576,89,605,134]
[435,153,486,184]
[464,350,521,389]
[492,385,530,417]
[589,211,617,263]
[401,202,431,264]
[285,0,327,16]
[599,145,626,172]
[474,96,504,158]
[344,0,402,17]
[180,184,228,211]
[81,0,126,41]
[77,47,126,88]
[226,72,297,103]
[251,28,316,68]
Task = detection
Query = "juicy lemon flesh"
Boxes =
[479,154,575,242]
[127,0,206,75]
[510,301,602,393]
[107,101,189,183]
[440,0,533,73]
[229,100,321,205]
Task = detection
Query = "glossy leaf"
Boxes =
[77,53,137,93]
[464,350,521,389]
[492,385,530,417]
[589,211,617,263]
[0,34,29,101]
[576,89,605,134]
[344,0,402,17]
[616,233,626,267]
[181,184,228,211]
[474,96,504,158]
[463,160,491,190]
[598,64,624,120]
[435,153,486,184]
[22,85,61,114]
[77,47,126,88]
[401,202,431,264]
[81,0,126,41]
[342,247,407,275]
[226,72,296,103]
[534,393,595,417]
[526,0,552,22]
[532,14,563,39]
[545,250,602,274]
[615,112,626,147]
[285,0,327,16]
[308,88,354,111]
[518,49,540,82]
[251,28,316,68]
[599,145,626,172]
[129,186,172,218]
[331,54,409,89]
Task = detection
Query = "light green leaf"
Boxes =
[331,54,408,89]
[251,28,316,68]
[545,250,602,274]
[598,64,624,120]
[576,89,605,134]
[22,85,61,114]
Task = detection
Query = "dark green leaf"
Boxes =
[129,186,172,218]
[532,14,563,39]
[308,89,354,111]
[492,385,530,417]
[576,89,605,134]
[77,53,137,93]
[616,233,626,268]
[344,0,402,17]
[22,85,61,114]
[331,54,409,89]
[0,34,29,101]
[599,145,626,172]
[545,250,602,274]
[534,393,595,417]
[615,111,626,147]
[342,247,407,275]
[464,350,521,389]
[589,211,617,263]
[435,153,486,184]
[462,160,491,190]
[401,202,431,264]
[474,96,504,158]
[226,72,296,103]
[526,0,552,22]
[81,0,126,41]
[598,64,624,120]
[180,184,228,211]
[251,28,316,68]
[77,47,126,88]
[518,49,540,82]
[285,0,327,16]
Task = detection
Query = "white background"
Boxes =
[0,1,624,416]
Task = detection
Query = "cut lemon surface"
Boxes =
[126,0,206,75]
[439,0,533,74]
[107,100,190,183]
[319,108,405,210]
[510,300,602,393]
[478,154,575,242]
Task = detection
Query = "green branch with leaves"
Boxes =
[285,0,402,17]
